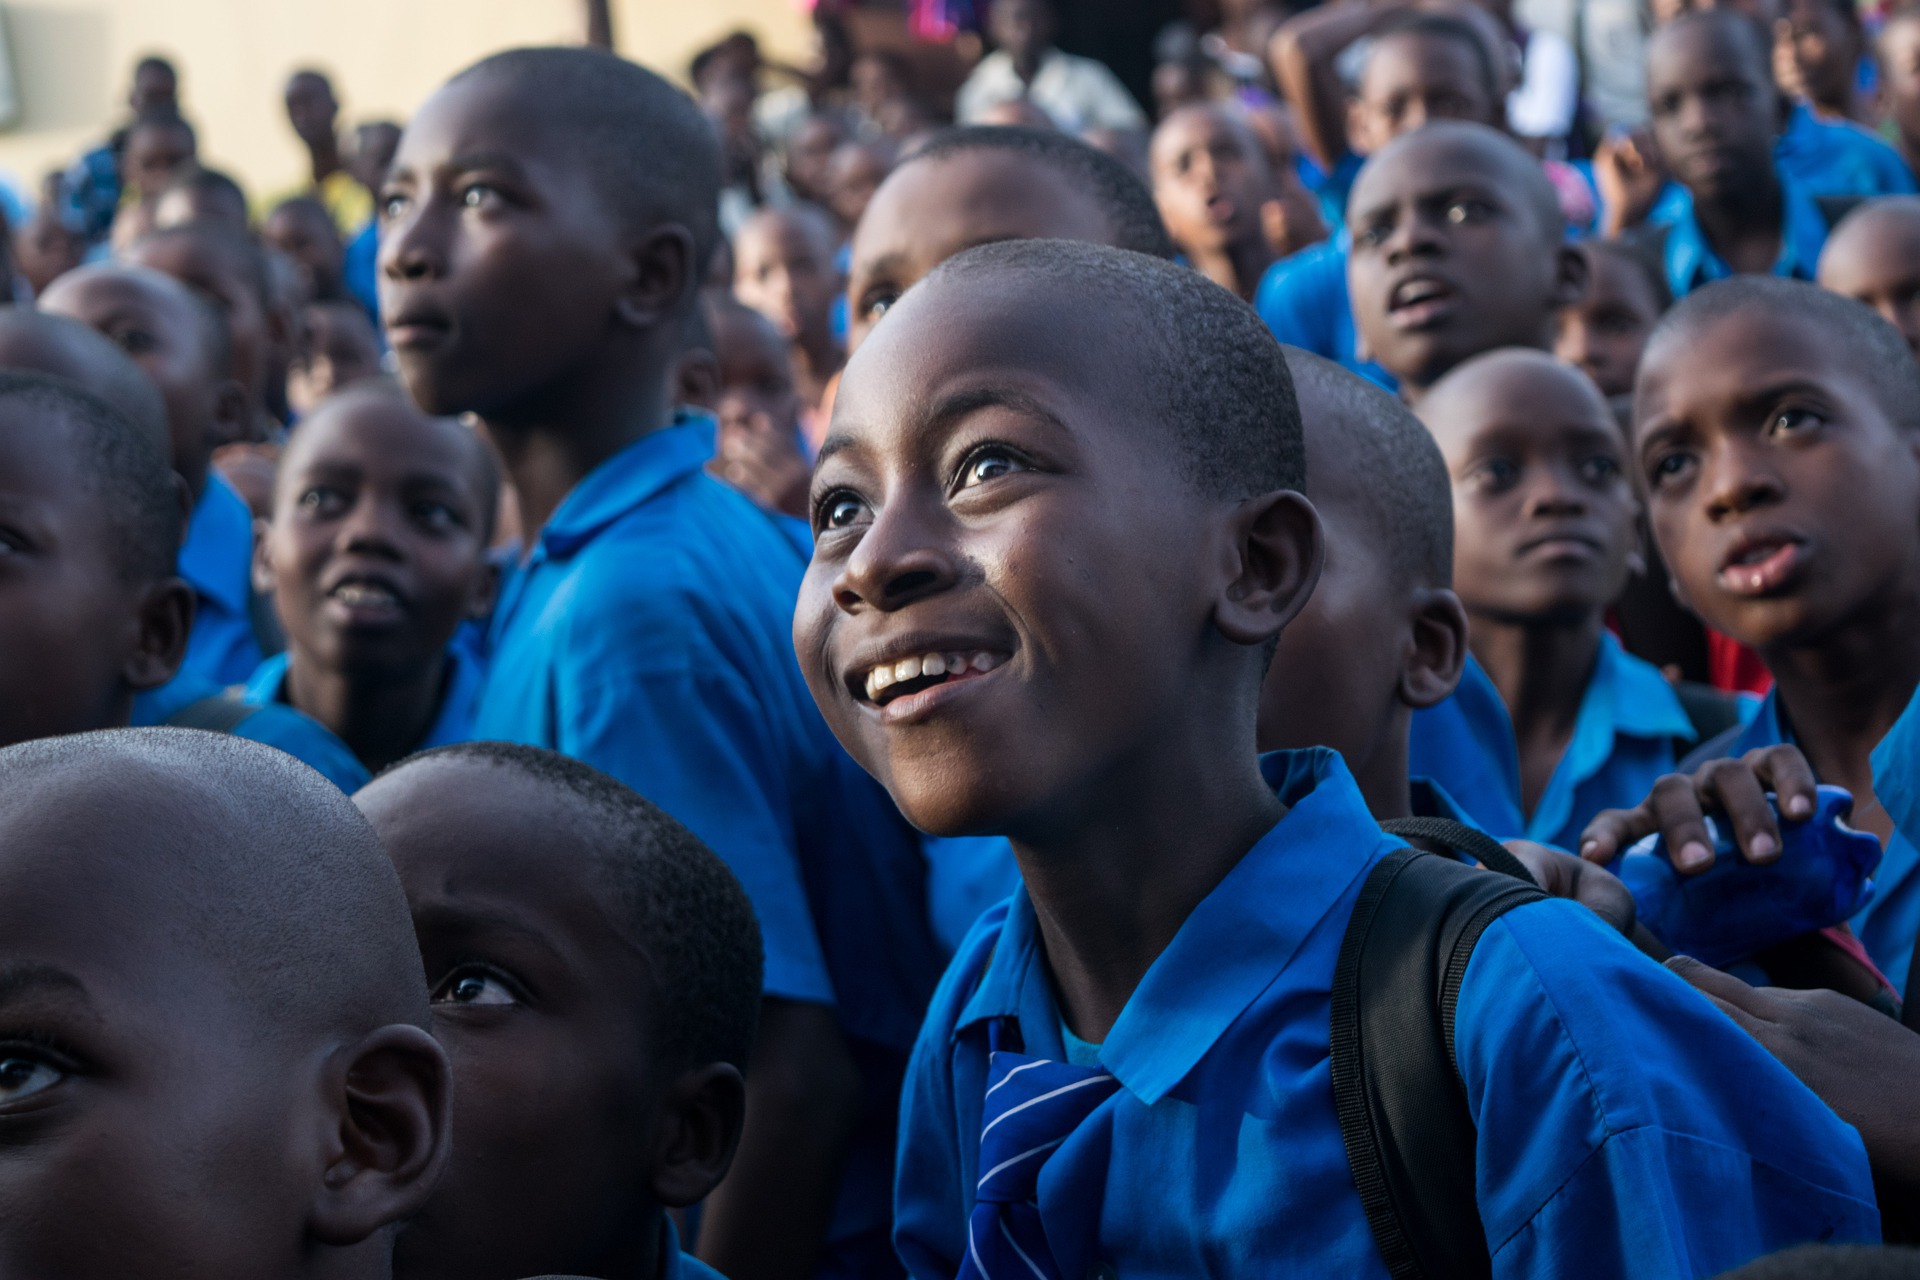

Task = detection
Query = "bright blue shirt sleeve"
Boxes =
[1457,898,1880,1277]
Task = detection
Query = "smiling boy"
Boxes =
[807,237,1877,1277]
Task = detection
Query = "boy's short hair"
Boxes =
[128,108,195,150]
[907,126,1177,260]
[0,308,169,443]
[934,239,1303,498]
[398,741,764,1069]
[450,48,724,290]
[1584,236,1674,313]
[1645,277,1920,432]
[0,370,180,581]
[1285,348,1453,586]
[1367,11,1503,104]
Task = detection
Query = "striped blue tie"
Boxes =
[957,1047,1121,1280]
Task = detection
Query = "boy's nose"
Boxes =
[1703,448,1787,519]
[833,505,960,614]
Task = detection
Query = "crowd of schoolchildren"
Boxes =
[17,0,1920,1274]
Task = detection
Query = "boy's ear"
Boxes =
[251,516,277,599]
[1215,490,1325,647]
[1550,240,1589,310]
[308,1024,453,1248]
[650,1061,748,1208]
[616,223,699,333]
[1399,586,1470,709]
[126,576,195,692]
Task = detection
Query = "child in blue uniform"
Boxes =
[1817,197,1920,357]
[245,385,495,774]
[800,237,1876,1278]
[359,744,753,1280]
[1585,276,1920,994]
[378,48,942,1275]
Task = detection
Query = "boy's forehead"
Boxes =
[1427,356,1610,441]
[397,71,574,175]
[860,153,1111,268]
[1651,19,1766,85]
[1351,139,1510,214]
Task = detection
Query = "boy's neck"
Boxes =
[307,137,343,186]
[480,347,677,537]
[1468,608,1604,817]
[1351,705,1416,822]
[1187,236,1276,303]
[284,647,450,775]
[1012,707,1288,1045]
[1693,172,1784,276]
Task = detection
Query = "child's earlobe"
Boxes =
[651,1061,748,1208]
[126,578,194,692]
[1216,490,1324,646]
[1400,588,1470,710]
[307,1024,453,1247]
[250,518,276,598]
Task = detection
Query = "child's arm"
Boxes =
[696,999,863,1280]
[1268,0,1400,171]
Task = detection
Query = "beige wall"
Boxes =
[0,0,810,203]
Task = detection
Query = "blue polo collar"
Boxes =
[536,412,716,560]
[1659,167,1829,297]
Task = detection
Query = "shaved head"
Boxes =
[1351,120,1564,248]
[0,308,168,446]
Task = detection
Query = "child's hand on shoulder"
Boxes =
[1578,745,1819,872]
[1503,839,1675,960]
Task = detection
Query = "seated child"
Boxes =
[287,298,385,417]
[40,261,262,684]
[0,728,450,1279]
[153,165,251,232]
[379,48,944,1276]
[1346,120,1585,406]
[1148,103,1276,301]
[1630,10,1837,297]
[1555,237,1672,402]
[730,204,842,416]
[1816,196,1920,357]
[703,294,811,519]
[803,236,1877,1278]
[264,195,348,304]
[245,385,496,774]
[1588,276,1920,992]
[356,742,758,1280]
[1414,348,1711,849]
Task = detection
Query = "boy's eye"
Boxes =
[410,499,463,532]
[0,1054,64,1105]
[1445,198,1495,226]
[860,289,900,323]
[956,447,1029,490]
[1648,451,1696,488]
[113,327,158,355]
[379,191,410,220]
[460,183,502,210]
[1355,218,1393,249]
[299,486,349,518]
[432,970,518,1007]
[1580,454,1623,483]
[1767,406,1823,436]
[1471,458,1520,489]
[818,491,871,532]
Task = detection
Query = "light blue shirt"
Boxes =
[176,472,265,686]
[1647,168,1833,299]
[1411,637,1698,851]
[242,641,484,759]
[1718,688,1920,994]
[469,412,942,1252]
[130,668,371,793]
[1774,102,1917,199]
[894,748,1879,1278]
[1252,236,1397,391]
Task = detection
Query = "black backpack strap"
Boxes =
[164,693,257,734]
[1380,816,1536,885]
[1331,845,1548,1279]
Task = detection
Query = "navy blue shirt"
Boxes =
[894,749,1878,1277]
[469,413,942,1249]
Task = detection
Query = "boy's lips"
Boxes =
[1386,275,1458,330]
[324,573,410,626]
[845,638,1014,725]
[1516,530,1605,561]
[385,307,452,351]
[1717,533,1807,597]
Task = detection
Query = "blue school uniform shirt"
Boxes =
[470,411,942,1253]
[344,220,380,324]
[1707,688,1920,994]
[130,668,371,793]
[177,473,264,685]
[241,641,484,755]
[1647,168,1833,299]
[1774,102,1917,198]
[1252,236,1397,391]
[1408,638,1698,850]
[894,747,1877,1279]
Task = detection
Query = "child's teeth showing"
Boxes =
[863,651,1007,705]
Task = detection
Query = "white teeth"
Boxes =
[863,650,1008,702]
[971,652,1000,673]
[921,654,948,677]
[334,583,395,606]
[870,666,895,691]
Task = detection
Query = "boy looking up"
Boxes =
[1592,278,1920,991]
[1816,197,1920,357]
[0,729,450,1279]
[245,385,496,773]
[803,237,1875,1279]
[359,743,758,1280]
[731,205,842,413]
[1149,103,1276,301]
[1346,121,1585,406]
[378,48,942,1278]
[40,262,260,684]
[1417,348,1701,848]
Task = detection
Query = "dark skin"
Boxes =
[1584,308,1920,872]
[255,390,496,773]
[378,69,858,1280]
[40,262,251,500]
[1646,14,1792,277]
[265,199,347,302]
[0,764,451,1280]
[991,0,1059,82]
[796,267,1324,1041]
[1774,0,1860,120]
[1149,105,1276,301]
[0,402,189,749]
[731,208,843,410]
[358,758,746,1280]
[121,119,195,203]
[153,180,250,233]
[1554,243,1668,399]
[822,140,894,241]
[707,304,811,519]
[1880,16,1920,176]
[1346,124,1587,403]
[844,149,1118,353]
[289,300,385,417]
[286,71,345,187]
[784,114,847,206]
[1817,199,1920,360]
[127,230,277,437]
[1422,350,1642,817]
[128,62,177,114]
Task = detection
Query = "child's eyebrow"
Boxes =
[925,385,1070,437]
[441,151,531,179]
[0,961,90,1010]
